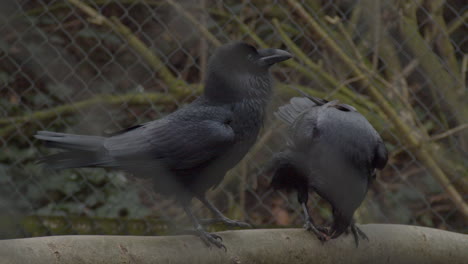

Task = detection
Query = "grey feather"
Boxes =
[274,97,317,125]
[34,131,104,151]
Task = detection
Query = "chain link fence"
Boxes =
[0,0,466,239]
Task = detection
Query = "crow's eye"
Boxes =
[247,54,254,61]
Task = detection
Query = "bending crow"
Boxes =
[270,96,387,246]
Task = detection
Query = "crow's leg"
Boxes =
[349,221,368,248]
[183,205,226,250]
[301,202,330,242]
[298,188,329,242]
[197,195,251,228]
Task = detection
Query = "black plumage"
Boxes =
[270,96,387,246]
[35,42,292,249]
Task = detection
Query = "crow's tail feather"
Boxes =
[37,150,105,169]
[34,131,105,151]
[274,97,317,125]
[34,131,110,169]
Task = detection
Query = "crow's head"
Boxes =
[325,175,369,239]
[208,42,291,73]
[205,42,291,102]
[329,208,354,239]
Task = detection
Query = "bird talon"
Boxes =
[349,224,369,247]
[317,226,330,235]
[316,233,330,243]
[221,244,227,252]
[355,225,369,240]
[197,230,226,250]
[199,235,212,247]
[213,234,223,241]
[304,221,330,242]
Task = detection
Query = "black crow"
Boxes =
[34,42,292,249]
[270,96,387,246]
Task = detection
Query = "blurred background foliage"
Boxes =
[0,0,466,238]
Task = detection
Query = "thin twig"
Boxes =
[399,59,420,79]
[67,0,180,89]
[110,17,183,88]
[0,88,201,137]
[199,0,208,82]
[326,75,364,99]
[447,10,468,35]
[272,18,341,89]
[272,18,386,119]
[165,0,221,47]
[234,17,320,82]
[429,124,468,141]
[370,0,381,73]
[461,55,467,95]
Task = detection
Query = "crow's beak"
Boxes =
[257,48,292,66]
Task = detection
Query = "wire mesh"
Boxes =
[0,0,466,238]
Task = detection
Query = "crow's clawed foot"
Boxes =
[350,224,369,248]
[179,228,226,250]
[200,218,252,228]
[196,229,226,251]
[304,220,330,242]
[316,225,330,235]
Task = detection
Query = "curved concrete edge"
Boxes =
[0,224,466,264]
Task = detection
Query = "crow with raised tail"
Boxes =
[270,96,387,246]
[35,42,292,249]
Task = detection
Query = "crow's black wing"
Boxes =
[372,138,388,170]
[103,106,235,170]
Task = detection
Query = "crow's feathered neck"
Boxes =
[204,70,272,104]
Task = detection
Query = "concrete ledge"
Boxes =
[0,224,467,264]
